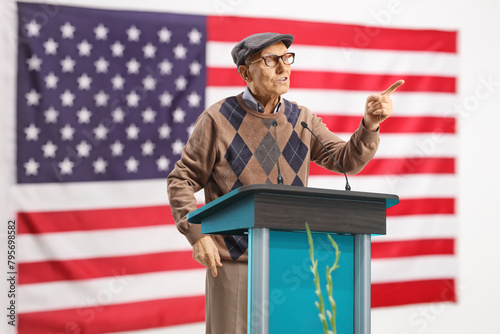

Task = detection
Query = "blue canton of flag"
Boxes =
[17,3,206,183]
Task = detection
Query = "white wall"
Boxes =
[1,0,499,333]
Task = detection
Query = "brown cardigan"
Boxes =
[167,93,379,261]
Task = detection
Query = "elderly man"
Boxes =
[167,32,403,333]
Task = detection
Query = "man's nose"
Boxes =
[276,59,286,72]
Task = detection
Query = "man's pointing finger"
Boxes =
[381,79,405,96]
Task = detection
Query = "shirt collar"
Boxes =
[242,86,281,114]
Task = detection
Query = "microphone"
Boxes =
[272,120,284,185]
[301,121,351,191]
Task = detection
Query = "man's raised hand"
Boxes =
[364,80,405,131]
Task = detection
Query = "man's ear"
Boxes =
[238,65,251,83]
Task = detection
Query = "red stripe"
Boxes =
[207,67,455,93]
[17,205,177,234]
[388,198,455,216]
[360,157,455,175]
[19,251,202,284]
[371,239,455,259]
[381,115,456,133]
[310,157,455,175]
[291,72,455,93]
[319,115,456,134]
[372,279,456,308]
[18,296,205,334]
[208,16,457,53]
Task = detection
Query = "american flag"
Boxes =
[12,2,457,333]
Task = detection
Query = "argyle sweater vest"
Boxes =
[167,93,379,262]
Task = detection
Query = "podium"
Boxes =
[187,184,398,334]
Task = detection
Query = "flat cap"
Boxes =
[231,32,294,66]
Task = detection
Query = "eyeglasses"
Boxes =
[247,52,295,67]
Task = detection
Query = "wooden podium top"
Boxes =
[188,184,399,235]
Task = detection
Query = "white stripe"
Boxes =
[206,87,244,107]
[206,87,458,117]
[373,215,457,242]
[10,155,457,211]
[18,225,191,262]
[18,269,205,313]
[18,209,457,265]
[106,323,205,334]
[207,41,458,76]
[334,133,457,157]
[382,133,457,157]
[10,179,205,212]
[308,174,457,198]
[371,255,456,283]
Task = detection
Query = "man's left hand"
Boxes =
[364,80,405,132]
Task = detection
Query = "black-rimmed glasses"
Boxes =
[247,52,295,67]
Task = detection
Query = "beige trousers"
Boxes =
[205,260,248,334]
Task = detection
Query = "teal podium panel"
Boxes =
[268,230,354,333]
[187,184,399,334]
